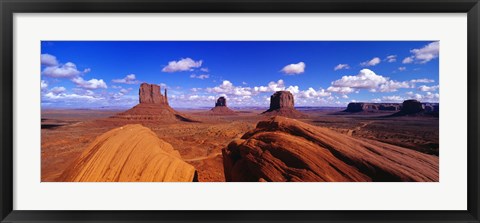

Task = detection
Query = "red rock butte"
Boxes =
[210,96,236,115]
[112,83,196,122]
[261,91,307,118]
[59,124,198,182]
[222,116,439,182]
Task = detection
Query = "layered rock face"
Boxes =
[60,124,197,182]
[112,83,195,122]
[139,83,168,104]
[262,91,307,118]
[210,97,235,115]
[345,103,401,112]
[222,116,438,182]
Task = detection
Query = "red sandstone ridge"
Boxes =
[59,124,197,182]
[112,83,196,122]
[261,91,307,118]
[222,116,438,182]
[210,96,236,115]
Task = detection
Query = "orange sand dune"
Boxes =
[59,124,197,182]
[223,116,439,182]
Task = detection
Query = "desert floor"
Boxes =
[41,108,439,182]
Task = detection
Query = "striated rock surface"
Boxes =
[139,83,168,104]
[112,83,196,122]
[262,91,307,118]
[210,97,236,115]
[222,116,438,182]
[60,124,197,182]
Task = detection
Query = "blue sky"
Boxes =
[41,41,439,109]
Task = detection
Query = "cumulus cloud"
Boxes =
[418,85,439,92]
[410,78,435,83]
[41,80,48,90]
[398,67,406,71]
[410,42,439,64]
[329,69,411,94]
[334,64,350,71]
[200,68,209,72]
[42,62,86,78]
[254,80,285,92]
[72,77,108,90]
[281,62,305,75]
[43,92,100,101]
[406,91,439,102]
[386,55,397,62]
[112,74,139,84]
[326,86,355,94]
[297,88,331,99]
[206,80,252,96]
[360,57,381,67]
[190,74,210,79]
[50,86,66,94]
[41,54,58,66]
[402,56,414,64]
[381,95,404,102]
[162,58,203,72]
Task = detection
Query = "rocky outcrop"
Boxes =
[139,83,168,105]
[262,91,307,118]
[60,124,197,182]
[345,103,401,112]
[112,83,196,122]
[222,116,438,182]
[402,99,423,114]
[215,97,227,107]
[392,100,439,117]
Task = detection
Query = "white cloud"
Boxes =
[418,85,439,92]
[405,91,439,102]
[360,57,381,67]
[386,55,397,62]
[326,86,355,94]
[281,62,305,75]
[200,68,209,72]
[254,80,285,92]
[206,80,252,96]
[72,77,108,90]
[112,74,139,84]
[410,41,439,64]
[398,67,406,71]
[190,74,210,79]
[42,62,85,78]
[41,80,48,90]
[331,69,388,89]
[410,78,435,83]
[43,92,100,101]
[297,88,331,99]
[50,86,66,94]
[382,95,404,102]
[330,69,411,93]
[334,64,350,71]
[402,56,414,64]
[162,58,202,72]
[41,54,58,66]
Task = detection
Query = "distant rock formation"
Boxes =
[392,100,439,117]
[60,124,198,182]
[344,103,401,113]
[210,97,236,115]
[112,83,196,122]
[261,91,307,118]
[222,116,438,182]
[215,96,227,107]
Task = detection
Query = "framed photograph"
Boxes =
[1,0,479,222]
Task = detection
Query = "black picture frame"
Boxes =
[1,0,479,222]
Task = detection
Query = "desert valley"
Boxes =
[42,83,439,182]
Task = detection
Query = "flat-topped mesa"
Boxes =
[139,83,168,105]
[269,91,294,110]
[262,91,307,118]
[215,97,227,107]
[344,103,401,113]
